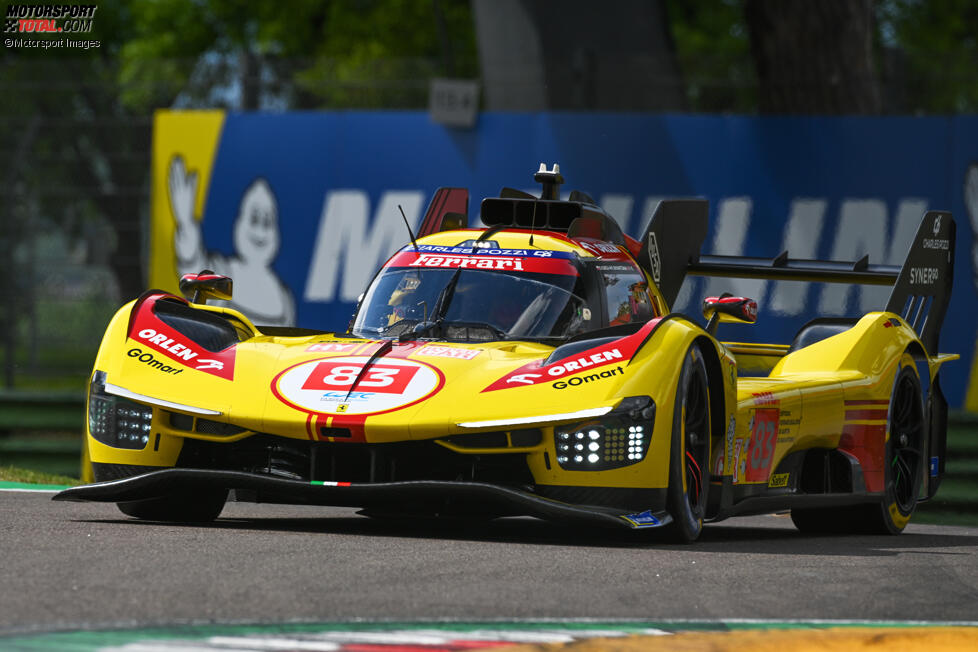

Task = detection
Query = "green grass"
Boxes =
[0,465,81,486]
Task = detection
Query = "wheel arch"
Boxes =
[692,335,729,470]
[898,338,948,501]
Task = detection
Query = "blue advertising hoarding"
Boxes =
[148,111,978,408]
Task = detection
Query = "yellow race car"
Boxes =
[56,165,958,542]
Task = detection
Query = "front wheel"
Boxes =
[118,488,228,523]
[94,463,228,523]
[665,345,712,542]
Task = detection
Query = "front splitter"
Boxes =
[52,468,672,530]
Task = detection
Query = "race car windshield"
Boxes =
[352,268,589,341]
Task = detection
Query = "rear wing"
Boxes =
[636,202,955,353]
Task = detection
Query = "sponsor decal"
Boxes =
[273,356,444,416]
[923,238,949,250]
[405,244,575,259]
[768,473,790,488]
[492,349,623,390]
[507,373,542,385]
[622,510,661,528]
[910,267,939,285]
[580,241,622,255]
[552,365,624,389]
[134,327,233,378]
[745,408,780,483]
[410,253,524,271]
[305,342,367,353]
[385,250,579,276]
[319,391,372,403]
[483,318,661,392]
[134,328,198,361]
[579,241,631,260]
[647,232,661,284]
[751,391,778,406]
[128,298,236,380]
[725,414,735,474]
[930,456,939,477]
[732,438,744,483]
[415,344,482,360]
[933,214,942,235]
[127,348,182,375]
[546,352,624,377]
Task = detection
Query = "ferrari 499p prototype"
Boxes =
[57,165,958,542]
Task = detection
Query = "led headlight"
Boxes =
[88,371,153,450]
[554,396,655,471]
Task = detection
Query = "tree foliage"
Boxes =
[116,0,479,111]
[878,0,978,113]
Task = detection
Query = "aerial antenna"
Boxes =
[399,204,419,252]
[529,199,538,247]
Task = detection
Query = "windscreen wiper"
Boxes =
[343,338,393,402]
[396,269,458,342]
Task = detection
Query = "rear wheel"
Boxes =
[866,356,925,534]
[665,345,711,542]
[791,354,924,535]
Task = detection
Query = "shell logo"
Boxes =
[272,356,444,416]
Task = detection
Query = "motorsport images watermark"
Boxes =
[4,3,100,49]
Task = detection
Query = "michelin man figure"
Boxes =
[168,155,296,326]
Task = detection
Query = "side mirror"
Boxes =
[180,270,232,305]
[702,294,757,335]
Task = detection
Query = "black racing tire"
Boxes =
[118,488,228,523]
[665,344,712,543]
[93,462,228,523]
[791,353,924,535]
[864,354,925,534]
[790,504,864,534]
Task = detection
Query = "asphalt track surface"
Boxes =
[3,491,978,635]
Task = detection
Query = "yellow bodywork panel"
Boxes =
[84,222,951,508]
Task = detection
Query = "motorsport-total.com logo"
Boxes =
[4,3,99,49]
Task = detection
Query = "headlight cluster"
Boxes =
[554,396,655,471]
[88,371,153,450]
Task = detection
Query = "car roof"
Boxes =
[414,228,635,263]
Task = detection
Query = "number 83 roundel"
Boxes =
[272,356,445,416]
